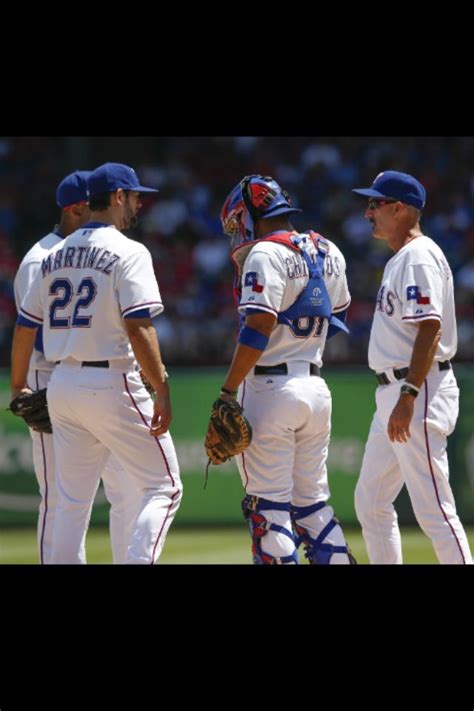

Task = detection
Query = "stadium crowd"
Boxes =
[1,136,473,366]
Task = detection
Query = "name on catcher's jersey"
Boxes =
[19,225,163,363]
[239,237,350,367]
[368,235,457,372]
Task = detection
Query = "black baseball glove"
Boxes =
[9,388,52,434]
[204,398,252,465]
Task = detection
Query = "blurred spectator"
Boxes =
[2,136,474,366]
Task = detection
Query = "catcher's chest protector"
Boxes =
[258,230,333,322]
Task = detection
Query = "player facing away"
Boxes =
[215,174,355,564]
[12,162,182,564]
[352,171,472,564]
[13,170,141,564]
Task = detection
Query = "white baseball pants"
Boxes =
[355,366,472,564]
[236,362,350,561]
[28,368,141,564]
[47,361,182,564]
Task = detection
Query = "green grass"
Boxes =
[1,526,474,564]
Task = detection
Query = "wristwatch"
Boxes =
[400,383,419,398]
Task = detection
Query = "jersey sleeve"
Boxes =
[238,248,285,317]
[18,267,44,326]
[14,260,41,312]
[401,263,443,323]
[117,247,164,319]
[327,245,351,313]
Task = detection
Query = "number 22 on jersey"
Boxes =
[49,277,97,328]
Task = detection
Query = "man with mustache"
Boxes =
[12,163,182,564]
[352,170,472,564]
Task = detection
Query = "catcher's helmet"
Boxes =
[220,175,301,249]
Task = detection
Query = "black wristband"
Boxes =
[400,383,419,398]
[220,386,238,396]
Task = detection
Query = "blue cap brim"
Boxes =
[135,186,159,193]
[352,188,387,198]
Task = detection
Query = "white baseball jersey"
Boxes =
[356,234,471,565]
[368,235,457,372]
[234,231,353,564]
[14,230,63,562]
[14,230,63,372]
[19,224,163,364]
[18,221,181,564]
[238,234,350,366]
[14,227,142,564]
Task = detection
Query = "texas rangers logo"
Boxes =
[407,285,430,304]
[244,271,264,293]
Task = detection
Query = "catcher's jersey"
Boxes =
[368,235,457,372]
[19,223,163,364]
[239,233,350,367]
[14,230,63,373]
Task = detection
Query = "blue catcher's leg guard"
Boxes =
[242,495,298,565]
[291,502,357,564]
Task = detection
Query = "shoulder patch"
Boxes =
[407,285,430,304]
[244,271,264,293]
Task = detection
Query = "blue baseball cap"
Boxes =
[87,162,159,198]
[352,170,426,210]
[56,170,91,209]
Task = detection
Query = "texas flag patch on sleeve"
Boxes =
[406,285,430,304]
[244,271,264,293]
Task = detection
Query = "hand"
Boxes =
[149,385,172,436]
[387,395,415,443]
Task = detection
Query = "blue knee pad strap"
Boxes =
[291,502,326,548]
[245,496,293,513]
[291,502,326,520]
[242,495,298,565]
[291,502,351,564]
[312,518,350,562]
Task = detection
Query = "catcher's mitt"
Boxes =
[204,398,252,466]
[9,388,52,434]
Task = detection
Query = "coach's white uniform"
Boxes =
[355,235,472,564]
[236,232,351,562]
[14,230,139,564]
[19,223,182,564]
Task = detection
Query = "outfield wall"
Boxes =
[1,367,473,526]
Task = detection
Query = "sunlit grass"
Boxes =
[1,526,473,564]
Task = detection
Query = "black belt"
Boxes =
[375,360,451,385]
[55,360,110,367]
[81,361,109,368]
[254,362,320,376]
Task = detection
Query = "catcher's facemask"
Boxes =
[220,175,302,251]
